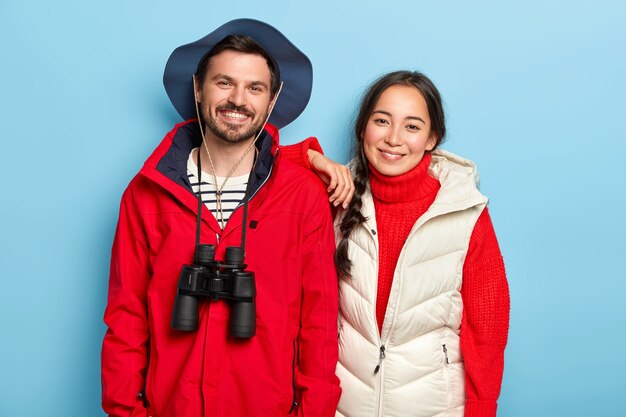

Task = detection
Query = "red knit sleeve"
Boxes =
[278,137,324,169]
[460,207,510,417]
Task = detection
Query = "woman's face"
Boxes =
[362,84,436,177]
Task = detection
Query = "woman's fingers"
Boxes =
[329,166,355,208]
[309,150,355,208]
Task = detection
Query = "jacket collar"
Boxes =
[138,119,280,237]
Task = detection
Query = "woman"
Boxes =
[286,70,509,417]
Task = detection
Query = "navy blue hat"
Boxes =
[163,18,313,129]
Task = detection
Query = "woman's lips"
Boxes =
[378,149,404,161]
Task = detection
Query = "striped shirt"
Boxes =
[187,149,248,229]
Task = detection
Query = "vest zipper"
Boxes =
[367,224,386,417]
[374,345,386,374]
[374,344,386,417]
[288,339,299,414]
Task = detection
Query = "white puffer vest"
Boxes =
[335,150,487,417]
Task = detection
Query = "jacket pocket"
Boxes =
[288,338,300,415]
[145,359,158,412]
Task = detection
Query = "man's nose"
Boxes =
[228,86,247,107]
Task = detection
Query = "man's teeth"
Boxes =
[223,111,248,119]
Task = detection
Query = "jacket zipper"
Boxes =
[288,338,299,414]
[234,148,277,212]
[199,304,209,416]
[137,390,150,410]
[442,344,449,364]
[222,149,276,237]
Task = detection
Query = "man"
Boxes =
[101,19,341,417]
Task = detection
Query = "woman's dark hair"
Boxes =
[194,34,281,98]
[335,70,446,279]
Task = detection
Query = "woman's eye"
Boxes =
[374,118,389,125]
[407,124,420,131]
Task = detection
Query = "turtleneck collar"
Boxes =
[369,152,440,204]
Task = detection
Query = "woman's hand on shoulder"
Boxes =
[307,149,355,209]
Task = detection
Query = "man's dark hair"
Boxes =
[195,34,281,98]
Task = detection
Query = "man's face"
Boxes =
[195,50,273,145]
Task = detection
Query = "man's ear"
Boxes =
[267,81,284,115]
[267,95,278,114]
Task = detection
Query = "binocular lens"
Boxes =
[225,246,244,264]
[229,301,256,338]
[171,294,199,331]
[195,244,216,265]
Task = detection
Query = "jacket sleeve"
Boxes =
[278,137,324,169]
[295,187,342,416]
[460,208,510,417]
[101,183,151,417]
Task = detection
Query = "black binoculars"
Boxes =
[171,244,256,338]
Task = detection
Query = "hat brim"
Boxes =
[163,18,313,129]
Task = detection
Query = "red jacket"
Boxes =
[102,120,341,417]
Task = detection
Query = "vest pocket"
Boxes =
[442,344,450,365]
[441,343,453,410]
[337,310,344,339]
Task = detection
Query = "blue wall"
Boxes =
[1,1,624,415]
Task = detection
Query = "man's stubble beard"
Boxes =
[204,105,269,145]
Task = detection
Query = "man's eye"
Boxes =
[217,80,231,87]
[250,85,265,93]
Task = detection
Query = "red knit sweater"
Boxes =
[279,142,510,417]
[369,153,509,417]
